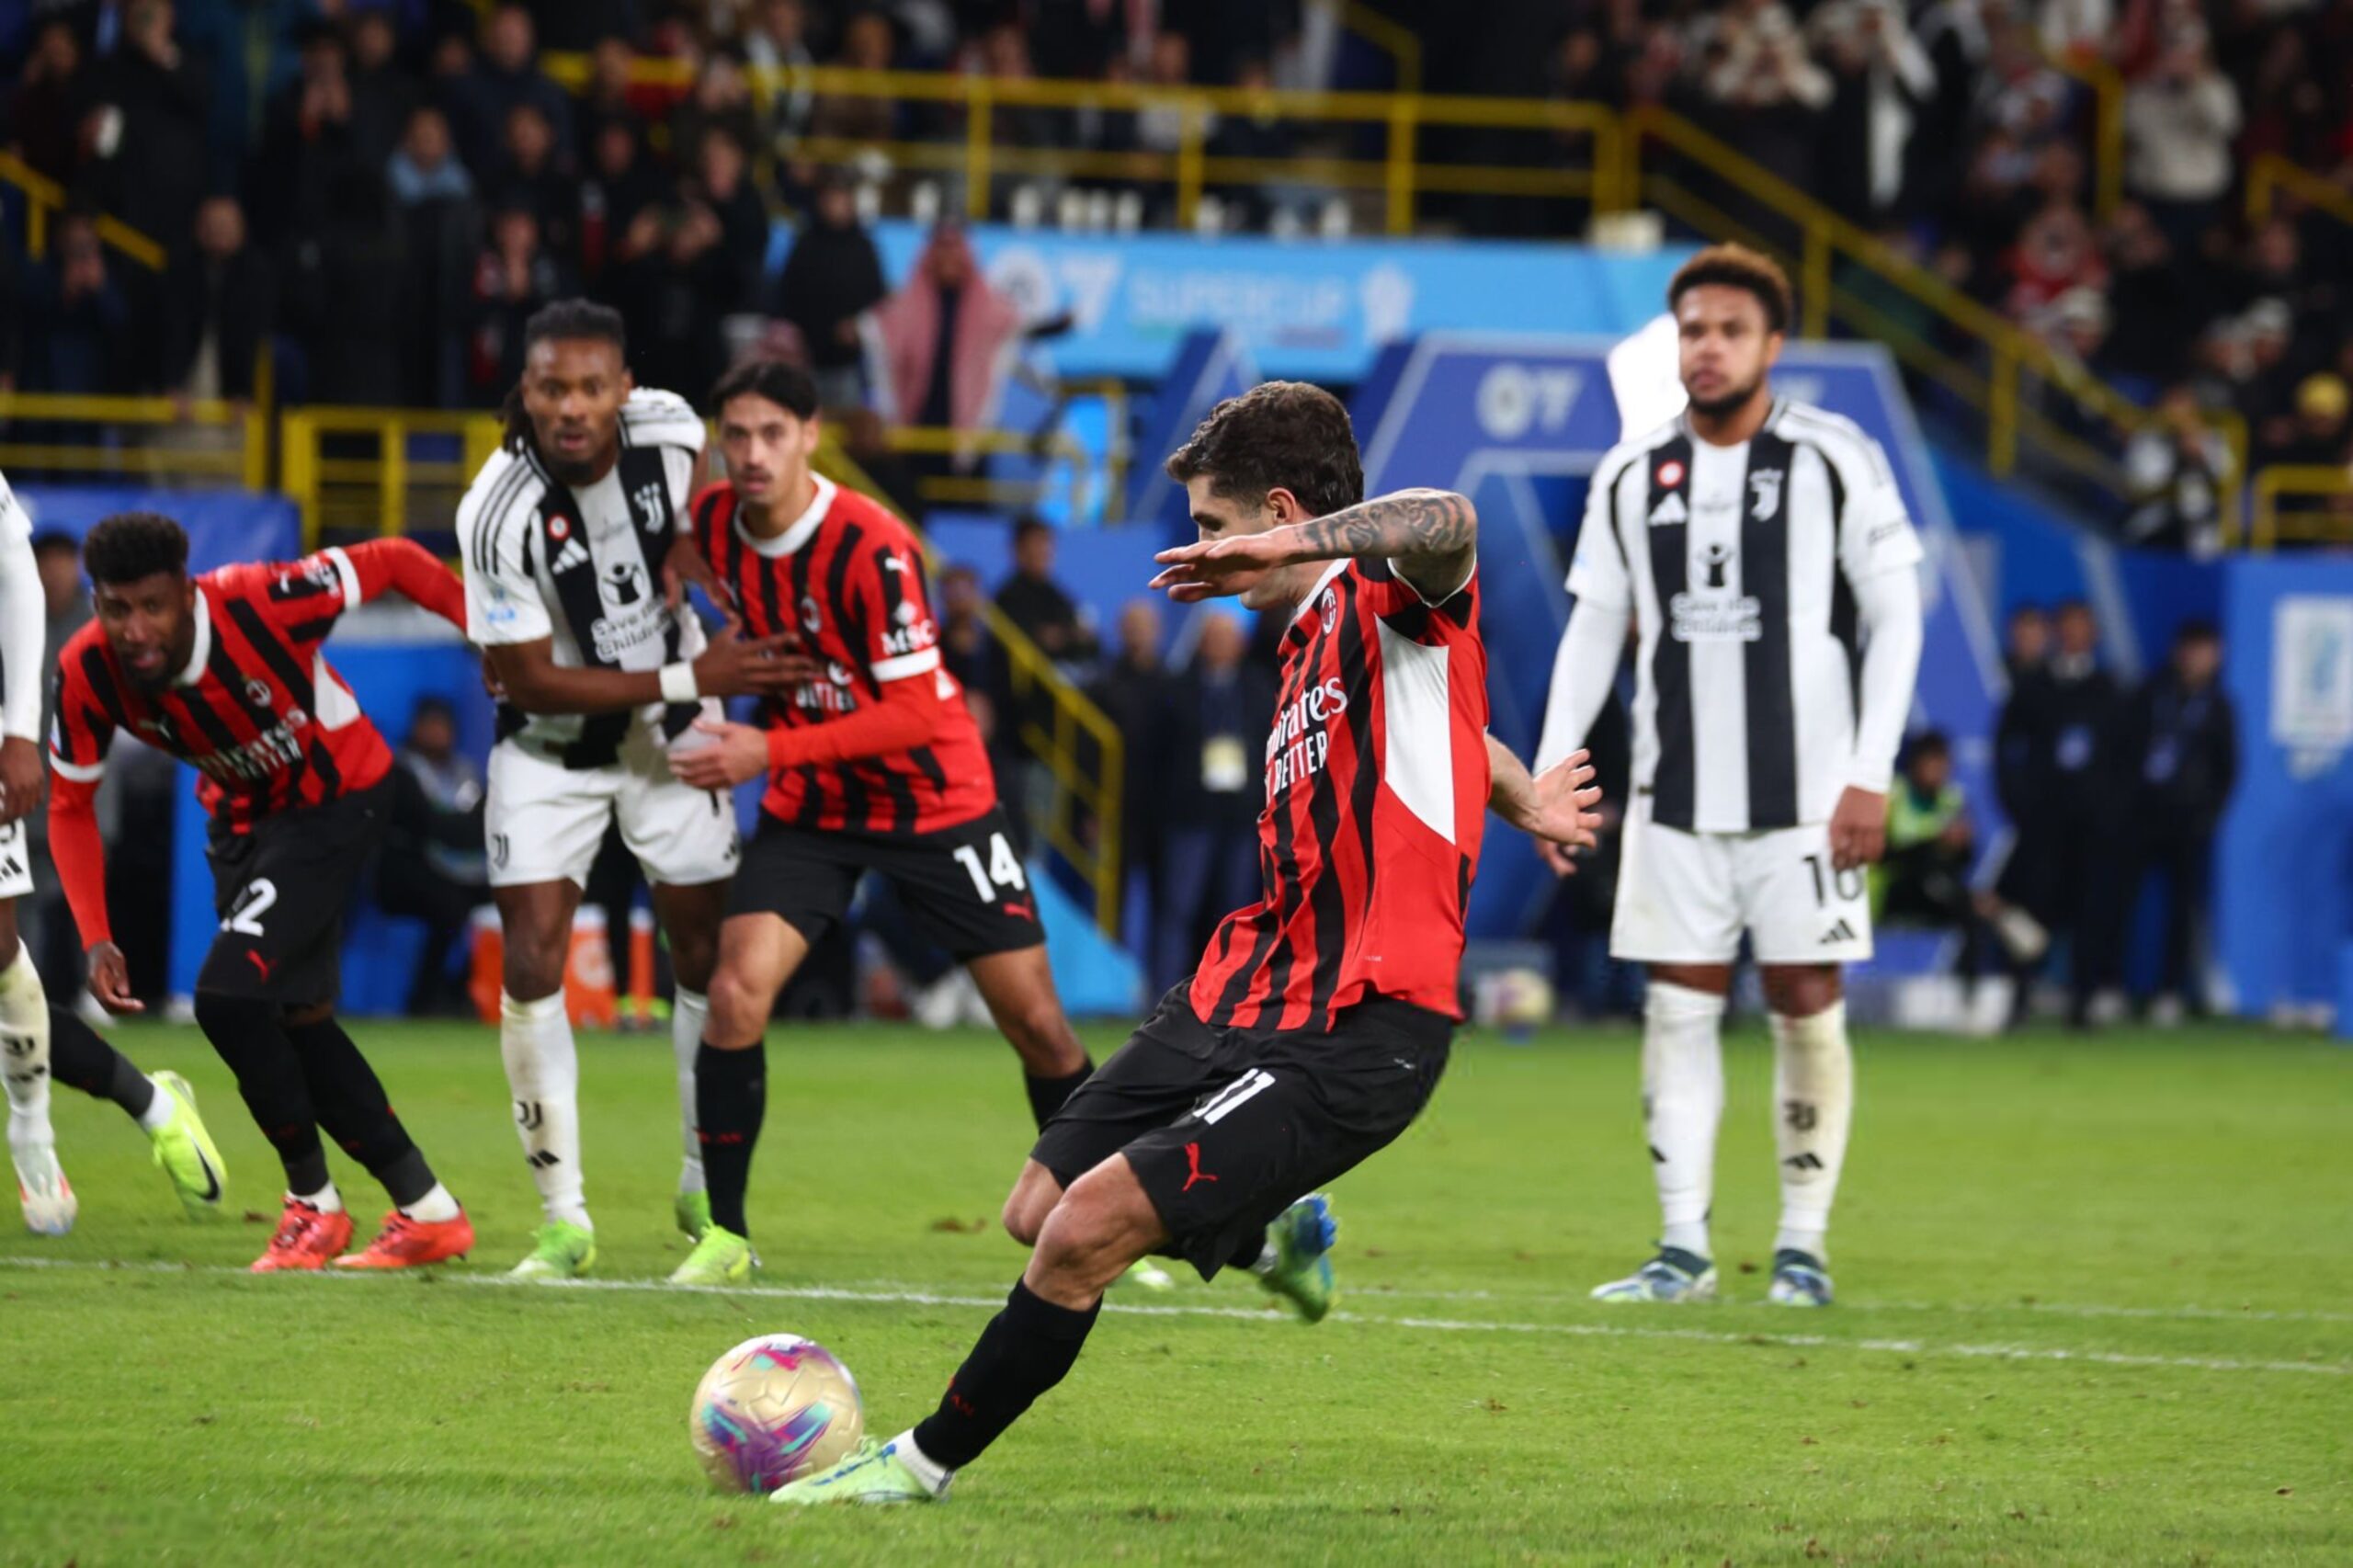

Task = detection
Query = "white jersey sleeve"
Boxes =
[1563,447,1637,611]
[459,448,554,647]
[1821,417,1924,585]
[0,472,44,742]
[620,388,708,459]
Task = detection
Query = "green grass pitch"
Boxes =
[2,1017,2347,1565]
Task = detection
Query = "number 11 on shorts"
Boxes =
[952,832,1028,902]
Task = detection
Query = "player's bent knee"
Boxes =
[704,968,775,1046]
[1001,1163,1063,1245]
[1763,965,1842,1019]
[1037,1160,1160,1276]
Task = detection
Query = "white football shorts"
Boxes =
[485,717,741,891]
[1609,795,1873,966]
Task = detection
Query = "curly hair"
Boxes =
[501,298,630,453]
[1668,244,1794,335]
[81,511,188,587]
[1163,381,1362,519]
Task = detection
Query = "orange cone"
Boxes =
[566,904,620,1029]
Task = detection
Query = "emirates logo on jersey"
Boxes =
[1655,459,1686,490]
[1264,676,1349,798]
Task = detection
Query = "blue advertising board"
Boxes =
[1345,334,2006,943]
[774,220,1694,384]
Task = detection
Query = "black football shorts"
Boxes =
[198,778,391,1007]
[727,804,1044,961]
[1031,983,1453,1281]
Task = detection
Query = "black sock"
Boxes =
[194,992,330,1192]
[696,1040,767,1238]
[283,1014,435,1207]
[46,1006,156,1120]
[911,1278,1101,1471]
[1023,1057,1094,1129]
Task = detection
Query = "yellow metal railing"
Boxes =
[1626,107,2220,514]
[281,407,503,549]
[2245,153,2353,233]
[886,425,1104,516]
[542,59,1621,234]
[2041,50,2124,221]
[0,151,165,270]
[1339,2,1426,96]
[0,391,267,487]
[814,437,1125,937]
[2249,465,2353,551]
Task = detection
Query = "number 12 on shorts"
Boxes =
[952,832,1028,903]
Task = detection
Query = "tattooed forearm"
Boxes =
[1284,488,1474,562]
[1279,488,1477,602]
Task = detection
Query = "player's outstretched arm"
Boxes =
[1487,736,1604,873]
[335,539,469,628]
[1151,488,1477,605]
[483,629,814,717]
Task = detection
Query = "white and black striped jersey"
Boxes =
[1567,399,1923,832]
[460,387,708,768]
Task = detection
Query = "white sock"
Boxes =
[0,946,57,1176]
[292,1182,344,1214]
[400,1181,460,1222]
[501,989,590,1231]
[1643,981,1725,1260]
[136,1076,176,1133]
[672,986,708,1196]
[1772,1000,1854,1260]
[890,1429,953,1494]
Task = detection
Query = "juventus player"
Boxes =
[655,358,1094,1286]
[460,301,805,1280]
[3,479,225,1235]
[1537,245,1925,1307]
[768,382,1602,1506]
[51,513,474,1269]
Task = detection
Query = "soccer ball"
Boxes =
[688,1334,866,1494]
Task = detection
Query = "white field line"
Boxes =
[4,1255,2347,1380]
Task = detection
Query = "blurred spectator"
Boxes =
[870,223,1023,484]
[1877,729,2046,1001]
[287,174,406,405]
[671,50,764,177]
[995,517,1097,670]
[250,19,358,252]
[580,119,664,283]
[160,194,275,405]
[770,174,887,409]
[1089,598,1172,941]
[2262,374,2353,535]
[1152,611,1274,993]
[690,126,771,315]
[811,10,898,144]
[936,562,995,695]
[2099,201,2198,383]
[467,206,568,403]
[744,0,817,145]
[1694,1,1830,192]
[526,0,641,55]
[1136,31,1211,161]
[385,105,481,408]
[77,0,210,248]
[489,102,581,268]
[17,212,132,396]
[2121,19,2239,255]
[608,164,736,399]
[2122,385,2231,556]
[450,4,574,182]
[576,35,649,166]
[1209,54,1302,226]
[1809,0,1933,225]
[2107,620,2235,1022]
[7,22,86,185]
[2027,600,2128,1027]
[347,9,419,177]
[379,698,489,1017]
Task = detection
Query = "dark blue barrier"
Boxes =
[18,486,300,571]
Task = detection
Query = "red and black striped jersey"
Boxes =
[1188,557,1491,1031]
[692,474,998,836]
[48,542,463,835]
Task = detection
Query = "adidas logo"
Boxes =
[1647,492,1688,526]
[550,539,592,574]
[0,856,23,881]
[527,1151,563,1169]
[1819,918,1858,945]
[1782,1152,1825,1172]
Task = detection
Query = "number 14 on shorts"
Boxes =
[951,832,1028,903]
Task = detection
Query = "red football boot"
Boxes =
[250,1199,356,1273]
[334,1208,474,1269]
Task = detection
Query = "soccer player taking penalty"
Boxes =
[1,473,225,1235]
[460,301,811,1280]
[768,382,1603,1506]
[657,358,1096,1287]
[1537,244,1926,1307]
[49,513,474,1269]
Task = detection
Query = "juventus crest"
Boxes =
[1748,467,1784,521]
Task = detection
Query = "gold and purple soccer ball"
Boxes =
[688,1334,865,1494]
